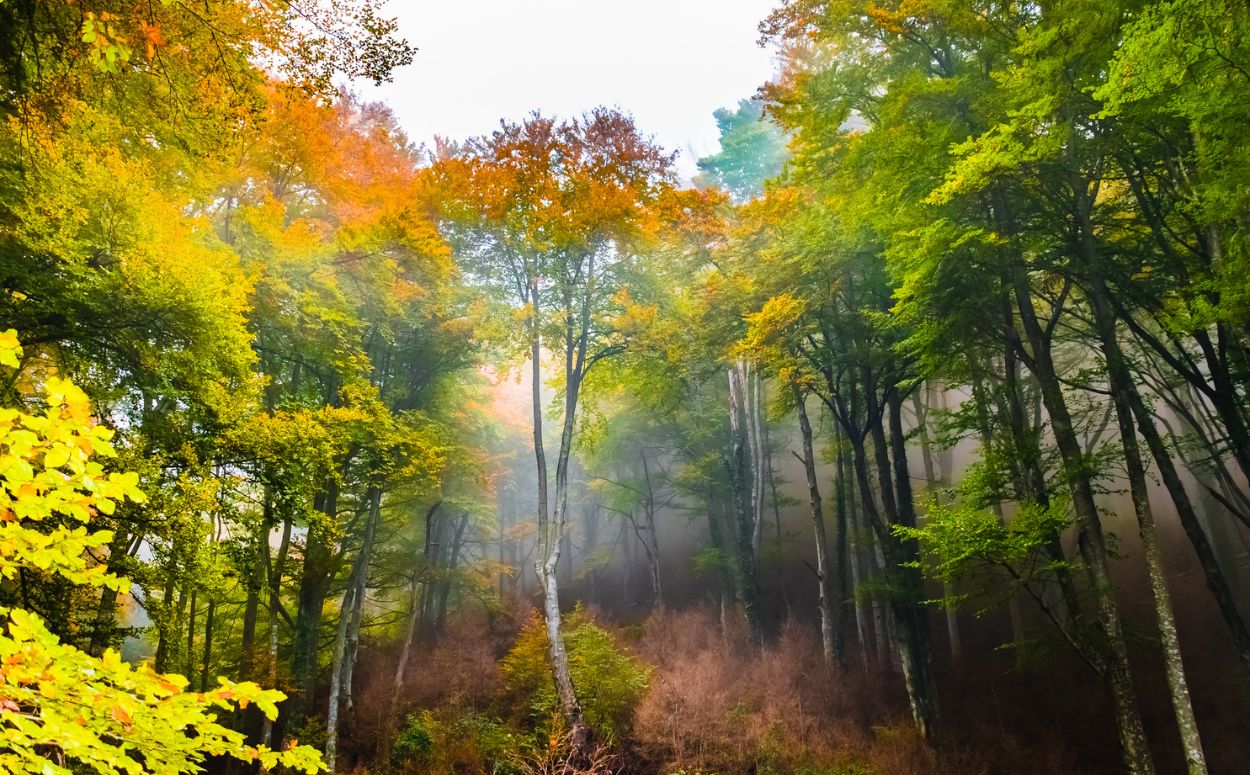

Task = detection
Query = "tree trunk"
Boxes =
[290,478,338,729]
[640,455,664,607]
[343,490,382,712]
[436,510,470,635]
[326,488,382,769]
[1010,265,1154,773]
[154,576,176,673]
[395,501,441,695]
[200,599,215,692]
[531,276,589,751]
[842,434,871,666]
[912,390,962,664]
[728,363,764,646]
[324,582,355,773]
[261,515,292,747]
[887,390,940,740]
[186,588,197,679]
[87,529,131,657]
[794,384,839,666]
[1089,269,1207,772]
[832,420,851,664]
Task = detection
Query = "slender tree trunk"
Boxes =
[326,488,382,768]
[200,600,215,692]
[261,516,292,747]
[850,434,890,669]
[842,432,870,666]
[728,363,764,646]
[1136,390,1250,677]
[832,420,851,664]
[641,455,663,607]
[705,492,735,635]
[968,370,1028,649]
[1010,265,1154,773]
[154,576,176,673]
[1088,269,1207,773]
[912,390,962,664]
[794,384,839,666]
[324,583,355,773]
[748,368,767,556]
[437,510,470,635]
[186,588,197,679]
[343,489,382,711]
[240,573,260,681]
[395,501,441,695]
[87,530,130,657]
[531,274,589,750]
[887,390,940,739]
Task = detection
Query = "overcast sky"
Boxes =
[358,0,779,180]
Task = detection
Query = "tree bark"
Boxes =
[641,455,663,607]
[261,516,292,747]
[912,390,962,664]
[887,390,940,740]
[1087,258,1206,772]
[1010,265,1154,773]
[531,273,589,751]
[728,362,764,646]
[794,384,839,666]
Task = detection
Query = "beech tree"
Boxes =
[436,109,674,749]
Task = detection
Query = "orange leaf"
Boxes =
[111,704,132,724]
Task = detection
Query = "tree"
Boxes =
[439,109,675,750]
[695,99,789,203]
[0,331,322,774]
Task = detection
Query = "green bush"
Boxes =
[501,606,651,743]
[392,712,435,763]
[391,708,522,774]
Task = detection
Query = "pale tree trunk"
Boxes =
[996,180,1153,772]
[728,361,764,646]
[1145,388,1250,677]
[326,488,381,771]
[749,370,767,555]
[1010,264,1154,773]
[342,489,381,712]
[1088,274,1206,774]
[641,455,663,607]
[324,583,354,772]
[261,516,292,748]
[531,266,589,751]
[842,441,871,667]
[794,384,838,666]
[393,569,421,693]
[912,389,962,664]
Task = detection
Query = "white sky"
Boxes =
[358,0,780,181]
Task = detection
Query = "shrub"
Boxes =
[390,707,522,774]
[392,712,435,762]
[501,606,651,744]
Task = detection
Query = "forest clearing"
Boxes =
[1,1,1250,773]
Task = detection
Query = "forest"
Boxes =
[1,0,1248,773]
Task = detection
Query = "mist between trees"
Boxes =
[1,1,1249,774]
